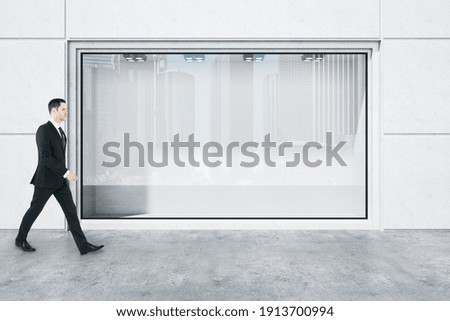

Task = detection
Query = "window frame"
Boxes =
[68,40,378,229]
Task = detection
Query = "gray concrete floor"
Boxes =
[1,230,449,300]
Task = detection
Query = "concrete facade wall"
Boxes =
[0,0,66,229]
[381,0,450,228]
[0,0,449,229]
[66,0,380,39]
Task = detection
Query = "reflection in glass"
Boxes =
[82,53,367,218]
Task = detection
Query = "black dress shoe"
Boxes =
[80,242,104,255]
[15,239,36,252]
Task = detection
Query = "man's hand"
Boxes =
[67,171,79,181]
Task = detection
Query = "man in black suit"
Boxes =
[16,98,104,255]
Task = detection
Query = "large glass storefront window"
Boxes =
[81,53,367,219]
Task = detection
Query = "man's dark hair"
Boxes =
[48,98,66,114]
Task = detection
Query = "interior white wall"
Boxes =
[0,41,66,133]
[0,1,66,231]
[0,0,449,229]
[381,0,450,228]
[67,0,380,39]
[383,40,450,133]
[383,0,450,38]
[0,136,64,229]
[383,135,450,228]
[0,0,64,38]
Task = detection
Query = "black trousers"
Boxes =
[17,183,87,251]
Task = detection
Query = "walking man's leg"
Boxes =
[16,186,54,243]
[53,184,87,252]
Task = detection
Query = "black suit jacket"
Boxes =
[30,121,68,188]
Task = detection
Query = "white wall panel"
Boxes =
[383,0,450,38]
[383,40,450,133]
[0,136,65,229]
[0,41,65,133]
[0,0,64,38]
[67,0,379,39]
[383,135,450,228]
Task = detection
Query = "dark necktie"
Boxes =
[58,127,66,150]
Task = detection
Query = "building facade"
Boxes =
[1,0,449,230]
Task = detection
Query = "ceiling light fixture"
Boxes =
[184,54,205,62]
[123,54,135,62]
[123,54,147,63]
[302,54,325,62]
[243,54,265,62]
